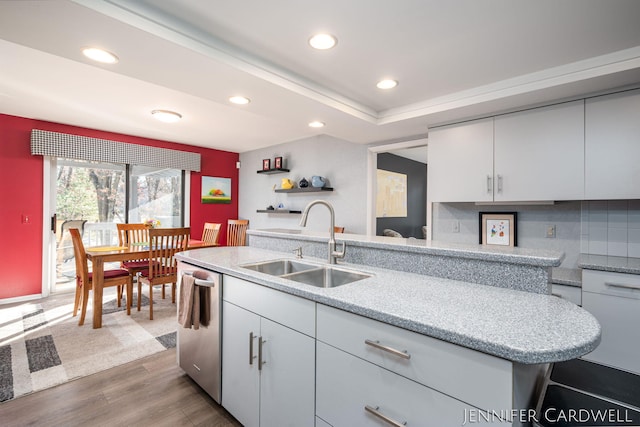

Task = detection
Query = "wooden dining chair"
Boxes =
[137,227,190,320]
[116,223,150,274]
[202,222,222,245]
[70,228,133,326]
[226,219,249,246]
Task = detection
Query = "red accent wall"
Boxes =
[0,114,239,300]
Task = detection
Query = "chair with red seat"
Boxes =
[70,228,133,326]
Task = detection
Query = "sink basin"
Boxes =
[240,259,317,276]
[283,266,372,288]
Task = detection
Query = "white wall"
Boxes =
[239,135,368,234]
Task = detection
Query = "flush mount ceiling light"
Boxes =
[151,109,182,123]
[82,47,119,64]
[229,96,251,105]
[376,79,398,90]
[308,121,325,128]
[308,33,337,50]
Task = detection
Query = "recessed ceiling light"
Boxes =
[151,110,182,123]
[229,96,251,105]
[308,121,325,128]
[376,79,398,90]
[308,34,337,50]
[82,47,119,64]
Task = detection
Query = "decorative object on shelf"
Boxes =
[277,203,285,209]
[201,176,231,204]
[311,175,326,188]
[299,177,309,188]
[274,156,284,169]
[262,159,271,171]
[266,205,275,210]
[479,212,517,247]
[281,178,295,189]
[144,218,161,228]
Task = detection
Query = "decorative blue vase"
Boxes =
[311,176,326,188]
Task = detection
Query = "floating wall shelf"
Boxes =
[274,187,333,194]
[257,169,290,175]
[256,209,302,214]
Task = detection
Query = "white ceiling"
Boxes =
[1,0,640,153]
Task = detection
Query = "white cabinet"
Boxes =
[221,276,316,427]
[428,118,495,202]
[493,100,584,201]
[428,101,584,202]
[581,269,640,374]
[551,284,582,306]
[585,89,640,199]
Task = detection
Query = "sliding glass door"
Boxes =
[128,165,184,228]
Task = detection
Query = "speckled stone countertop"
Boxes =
[248,229,564,267]
[579,254,640,275]
[551,268,582,287]
[177,246,600,364]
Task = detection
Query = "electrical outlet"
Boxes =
[546,225,556,238]
[452,220,460,233]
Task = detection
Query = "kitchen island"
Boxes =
[176,245,600,427]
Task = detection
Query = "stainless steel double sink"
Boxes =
[240,259,372,288]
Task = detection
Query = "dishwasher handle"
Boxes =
[182,271,218,287]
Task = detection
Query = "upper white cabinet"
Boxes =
[494,100,585,201]
[429,100,585,202]
[585,89,640,200]
[428,118,495,202]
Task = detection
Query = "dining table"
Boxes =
[85,239,217,328]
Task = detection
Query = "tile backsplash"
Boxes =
[582,200,640,258]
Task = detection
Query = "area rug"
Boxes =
[0,287,177,402]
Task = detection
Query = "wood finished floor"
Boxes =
[0,348,241,427]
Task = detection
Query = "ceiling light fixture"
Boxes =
[151,109,182,123]
[308,33,337,50]
[308,121,325,128]
[376,79,398,90]
[229,96,251,105]
[82,47,119,64]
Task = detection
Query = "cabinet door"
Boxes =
[221,301,261,427]
[260,318,315,427]
[494,100,584,201]
[428,118,494,202]
[585,89,640,199]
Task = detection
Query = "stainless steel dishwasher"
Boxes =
[176,261,222,403]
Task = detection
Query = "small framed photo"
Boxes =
[274,156,283,169]
[262,159,271,171]
[479,212,517,247]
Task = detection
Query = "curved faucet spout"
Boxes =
[299,200,345,264]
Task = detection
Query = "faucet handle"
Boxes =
[293,246,303,258]
[333,242,346,260]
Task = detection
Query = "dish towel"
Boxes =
[178,271,214,330]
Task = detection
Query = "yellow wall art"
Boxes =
[376,169,407,218]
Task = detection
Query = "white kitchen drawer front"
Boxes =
[582,270,640,300]
[551,284,582,306]
[582,292,640,375]
[316,304,513,411]
[223,275,315,336]
[316,342,498,427]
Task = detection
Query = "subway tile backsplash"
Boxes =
[582,200,640,259]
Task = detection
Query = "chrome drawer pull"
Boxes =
[365,339,411,360]
[365,405,407,427]
[497,174,503,193]
[605,282,640,291]
[486,175,492,193]
[258,337,266,371]
[249,332,257,365]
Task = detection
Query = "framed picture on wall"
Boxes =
[274,156,283,169]
[479,212,517,247]
[201,176,232,204]
[262,159,271,171]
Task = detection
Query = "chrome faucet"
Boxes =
[299,200,346,264]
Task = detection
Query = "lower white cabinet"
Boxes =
[582,270,640,374]
[221,276,316,427]
[316,342,486,427]
[551,284,582,306]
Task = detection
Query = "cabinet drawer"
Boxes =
[582,270,640,300]
[551,284,582,306]
[316,342,497,427]
[223,275,315,336]
[317,304,513,411]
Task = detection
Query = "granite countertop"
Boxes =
[551,267,583,287]
[579,254,640,275]
[177,246,600,365]
[248,229,564,267]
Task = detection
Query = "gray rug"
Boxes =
[0,287,176,402]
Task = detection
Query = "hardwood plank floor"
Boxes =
[0,348,241,427]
